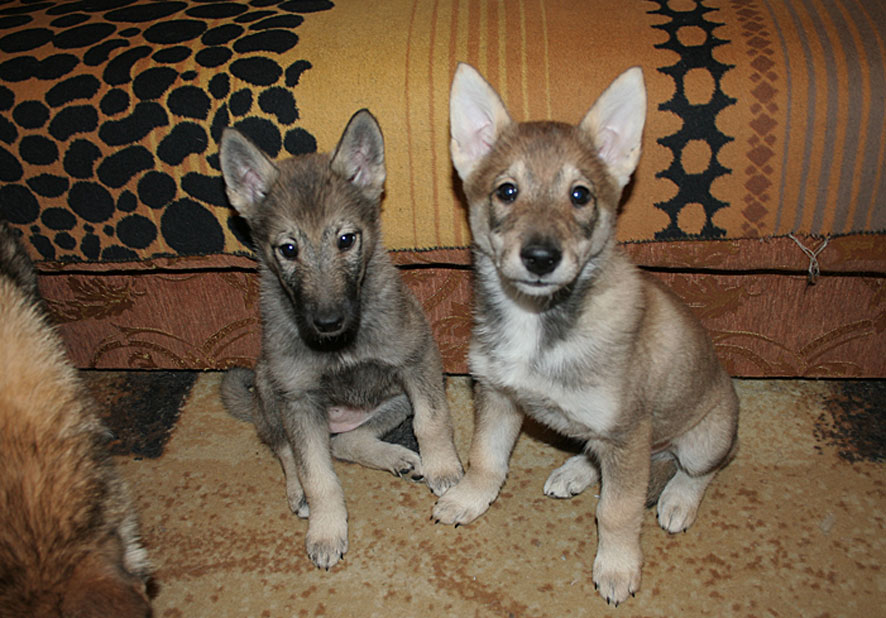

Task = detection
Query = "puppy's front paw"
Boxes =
[421,452,464,496]
[305,517,348,570]
[432,475,496,526]
[543,455,598,499]
[592,546,642,606]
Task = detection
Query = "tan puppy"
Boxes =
[433,64,739,606]
[0,223,151,617]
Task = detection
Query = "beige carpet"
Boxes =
[116,375,884,617]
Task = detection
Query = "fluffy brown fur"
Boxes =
[0,223,151,617]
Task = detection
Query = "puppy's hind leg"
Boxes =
[401,362,464,496]
[276,443,310,518]
[657,385,739,534]
[544,453,599,499]
[330,394,424,481]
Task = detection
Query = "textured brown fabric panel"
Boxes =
[35,266,474,373]
[387,234,886,274]
[624,234,886,274]
[40,269,261,370]
[38,266,885,378]
[659,271,886,378]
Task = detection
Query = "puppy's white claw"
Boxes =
[388,448,422,480]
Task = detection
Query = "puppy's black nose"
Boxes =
[520,243,561,276]
[313,312,345,334]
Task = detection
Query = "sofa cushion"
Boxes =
[1,0,884,265]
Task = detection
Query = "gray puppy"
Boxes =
[219,110,463,570]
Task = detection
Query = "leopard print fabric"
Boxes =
[0,0,332,263]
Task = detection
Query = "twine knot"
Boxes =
[788,233,829,285]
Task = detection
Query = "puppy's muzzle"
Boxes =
[312,309,346,336]
[520,241,562,277]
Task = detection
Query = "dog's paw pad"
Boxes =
[543,455,598,499]
[425,471,463,497]
[593,551,641,606]
[656,478,703,534]
[397,464,427,485]
[543,472,590,499]
[431,480,494,525]
[306,530,348,570]
[657,501,697,534]
[288,493,309,519]
[422,457,465,496]
[295,502,310,519]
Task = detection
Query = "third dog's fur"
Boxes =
[433,64,739,606]
[219,110,463,570]
[0,222,151,617]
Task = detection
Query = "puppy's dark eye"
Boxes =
[278,242,298,260]
[338,232,357,251]
[570,185,593,207]
[494,182,519,204]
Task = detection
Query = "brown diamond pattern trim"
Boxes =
[733,0,780,236]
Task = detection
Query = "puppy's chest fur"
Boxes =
[471,272,623,439]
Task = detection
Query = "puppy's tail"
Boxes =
[220,367,258,423]
[645,455,678,509]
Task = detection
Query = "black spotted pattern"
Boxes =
[647,1,736,240]
[0,0,333,262]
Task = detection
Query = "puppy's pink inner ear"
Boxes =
[239,165,268,203]
[467,117,496,159]
[595,127,625,167]
[345,146,374,187]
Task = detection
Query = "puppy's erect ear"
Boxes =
[449,62,513,181]
[330,109,386,201]
[580,67,646,191]
[219,128,279,219]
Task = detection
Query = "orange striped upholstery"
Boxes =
[293,0,886,251]
[1,0,882,261]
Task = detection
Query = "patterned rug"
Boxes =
[83,371,885,464]
[814,381,886,463]
[81,369,420,459]
[113,374,885,616]
[81,370,196,459]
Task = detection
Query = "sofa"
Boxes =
[1,0,883,377]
